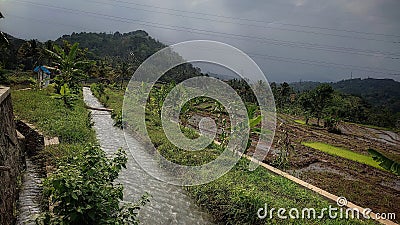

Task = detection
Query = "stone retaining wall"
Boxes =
[16,120,45,156]
[0,86,24,225]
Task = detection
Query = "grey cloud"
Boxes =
[1,0,400,82]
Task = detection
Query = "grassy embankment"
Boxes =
[91,84,376,225]
[11,88,149,224]
[12,88,96,161]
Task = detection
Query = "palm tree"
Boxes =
[0,12,9,46]
[46,42,94,93]
[18,39,41,69]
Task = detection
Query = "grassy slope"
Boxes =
[12,88,96,160]
[302,142,381,170]
[92,85,376,225]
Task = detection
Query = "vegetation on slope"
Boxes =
[291,78,400,118]
[91,84,376,225]
[12,88,148,224]
[10,39,150,223]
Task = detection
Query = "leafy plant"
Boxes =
[324,116,342,134]
[46,41,94,93]
[368,148,400,176]
[272,127,294,169]
[112,110,124,128]
[86,111,94,128]
[52,83,78,108]
[92,83,106,97]
[38,145,150,225]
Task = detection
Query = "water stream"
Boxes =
[16,158,43,225]
[83,87,213,225]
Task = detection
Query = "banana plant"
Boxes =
[368,148,400,176]
[52,83,78,109]
[46,41,94,93]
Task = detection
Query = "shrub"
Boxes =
[324,116,342,134]
[51,84,78,109]
[37,145,150,225]
[111,110,124,128]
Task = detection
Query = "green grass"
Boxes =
[12,89,96,144]
[12,87,147,223]
[294,119,306,125]
[302,142,381,170]
[91,84,376,225]
[12,88,97,161]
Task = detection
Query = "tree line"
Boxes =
[226,79,400,131]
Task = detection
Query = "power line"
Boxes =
[85,0,398,44]
[162,40,400,76]
[100,0,400,39]
[6,3,400,76]
[248,53,400,75]
[12,0,400,59]
[9,14,91,31]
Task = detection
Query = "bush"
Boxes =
[38,145,150,225]
[111,110,124,128]
[324,116,342,134]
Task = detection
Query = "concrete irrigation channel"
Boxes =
[83,87,213,225]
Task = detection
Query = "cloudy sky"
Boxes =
[1,0,400,82]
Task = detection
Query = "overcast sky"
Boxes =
[2,0,400,82]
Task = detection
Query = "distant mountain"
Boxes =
[0,31,205,82]
[56,31,207,83]
[333,78,400,113]
[291,78,400,112]
[56,30,165,61]
[289,81,321,92]
[207,72,237,80]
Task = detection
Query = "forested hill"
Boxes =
[56,31,207,82]
[56,30,165,61]
[1,31,166,68]
[291,78,400,112]
[1,31,204,83]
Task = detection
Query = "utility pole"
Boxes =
[350,71,353,80]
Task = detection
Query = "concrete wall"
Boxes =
[0,86,24,225]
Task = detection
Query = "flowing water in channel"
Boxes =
[83,87,213,225]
